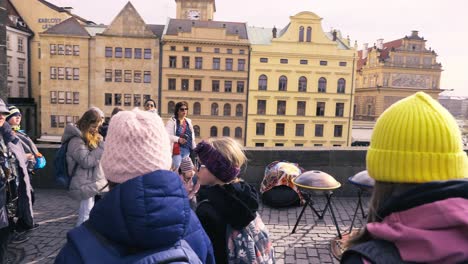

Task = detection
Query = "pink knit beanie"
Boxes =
[180,157,194,173]
[101,109,172,183]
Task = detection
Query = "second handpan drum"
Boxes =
[293,170,341,190]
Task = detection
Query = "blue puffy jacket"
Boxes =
[55,170,215,264]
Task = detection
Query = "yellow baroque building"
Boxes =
[161,0,249,144]
[354,31,442,121]
[246,12,355,147]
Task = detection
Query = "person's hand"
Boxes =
[26,153,35,160]
[179,138,187,144]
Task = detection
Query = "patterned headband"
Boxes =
[194,141,240,183]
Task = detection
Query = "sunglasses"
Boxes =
[179,107,189,111]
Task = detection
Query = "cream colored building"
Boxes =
[246,12,355,147]
[161,0,249,144]
[354,31,443,121]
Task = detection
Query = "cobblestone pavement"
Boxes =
[8,189,369,264]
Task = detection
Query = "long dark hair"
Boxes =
[174,101,188,118]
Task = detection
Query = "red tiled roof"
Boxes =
[357,38,403,70]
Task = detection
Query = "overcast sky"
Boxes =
[50,0,468,96]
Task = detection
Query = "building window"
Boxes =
[168,78,176,90]
[334,125,343,137]
[105,69,112,82]
[222,127,230,137]
[236,104,243,117]
[134,71,142,83]
[306,27,312,42]
[171,46,176,51]
[183,46,189,52]
[144,71,151,83]
[17,37,24,52]
[237,81,244,93]
[277,101,286,115]
[223,104,231,116]
[115,70,122,82]
[114,94,122,105]
[124,70,132,82]
[73,92,79,104]
[336,103,344,117]
[300,59,308,65]
[134,94,141,107]
[337,78,346,93]
[168,101,175,114]
[50,44,57,55]
[234,60,244,73]
[105,47,112,57]
[213,58,220,70]
[124,94,131,106]
[73,68,79,80]
[235,127,242,138]
[367,105,373,116]
[211,103,219,116]
[115,47,122,58]
[194,79,202,91]
[66,92,72,104]
[298,76,307,92]
[296,124,305,137]
[58,67,65,79]
[169,56,177,68]
[65,45,72,55]
[224,81,232,92]
[182,56,190,68]
[212,80,220,92]
[320,60,328,66]
[210,126,218,137]
[196,47,202,52]
[239,49,245,54]
[134,48,142,59]
[38,72,41,85]
[260,58,268,63]
[297,101,306,116]
[339,61,347,67]
[214,48,220,53]
[299,26,304,42]
[227,49,232,54]
[255,143,264,147]
[181,79,189,91]
[50,67,57,79]
[194,125,200,137]
[65,67,72,80]
[257,100,266,115]
[58,116,66,128]
[315,124,324,137]
[258,75,267,90]
[18,59,25,78]
[316,102,325,116]
[295,144,304,147]
[124,48,132,58]
[193,102,201,115]
[318,77,327,92]
[144,49,151,59]
[6,34,10,50]
[280,59,288,64]
[314,144,323,147]
[50,115,57,128]
[256,123,265,135]
[276,123,285,136]
[105,93,112,105]
[58,91,65,104]
[66,116,73,124]
[50,91,57,104]
[195,57,203,69]
[226,58,233,71]
[58,44,64,55]
[278,76,287,91]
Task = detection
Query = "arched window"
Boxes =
[306,27,312,42]
[318,77,327,93]
[337,78,346,93]
[210,126,218,137]
[223,126,230,136]
[299,26,304,42]
[258,75,267,90]
[235,127,242,138]
[298,76,307,92]
[223,104,231,116]
[193,102,201,115]
[211,103,219,116]
[278,76,287,91]
[193,125,200,137]
[236,104,243,117]
[168,101,175,114]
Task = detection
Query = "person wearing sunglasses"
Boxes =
[165,101,196,171]
[143,99,157,113]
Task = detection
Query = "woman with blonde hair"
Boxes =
[61,108,108,226]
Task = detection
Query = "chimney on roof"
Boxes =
[62,7,73,11]
[332,30,337,41]
[362,43,369,59]
[272,26,277,38]
[376,38,384,49]
[411,30,419,37]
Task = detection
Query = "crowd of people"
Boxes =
[1,92,467,264]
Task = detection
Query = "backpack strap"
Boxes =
[341,239,416,264]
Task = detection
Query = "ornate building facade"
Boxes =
[354,31,443,121]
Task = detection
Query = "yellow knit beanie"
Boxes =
[367,92,468,183]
